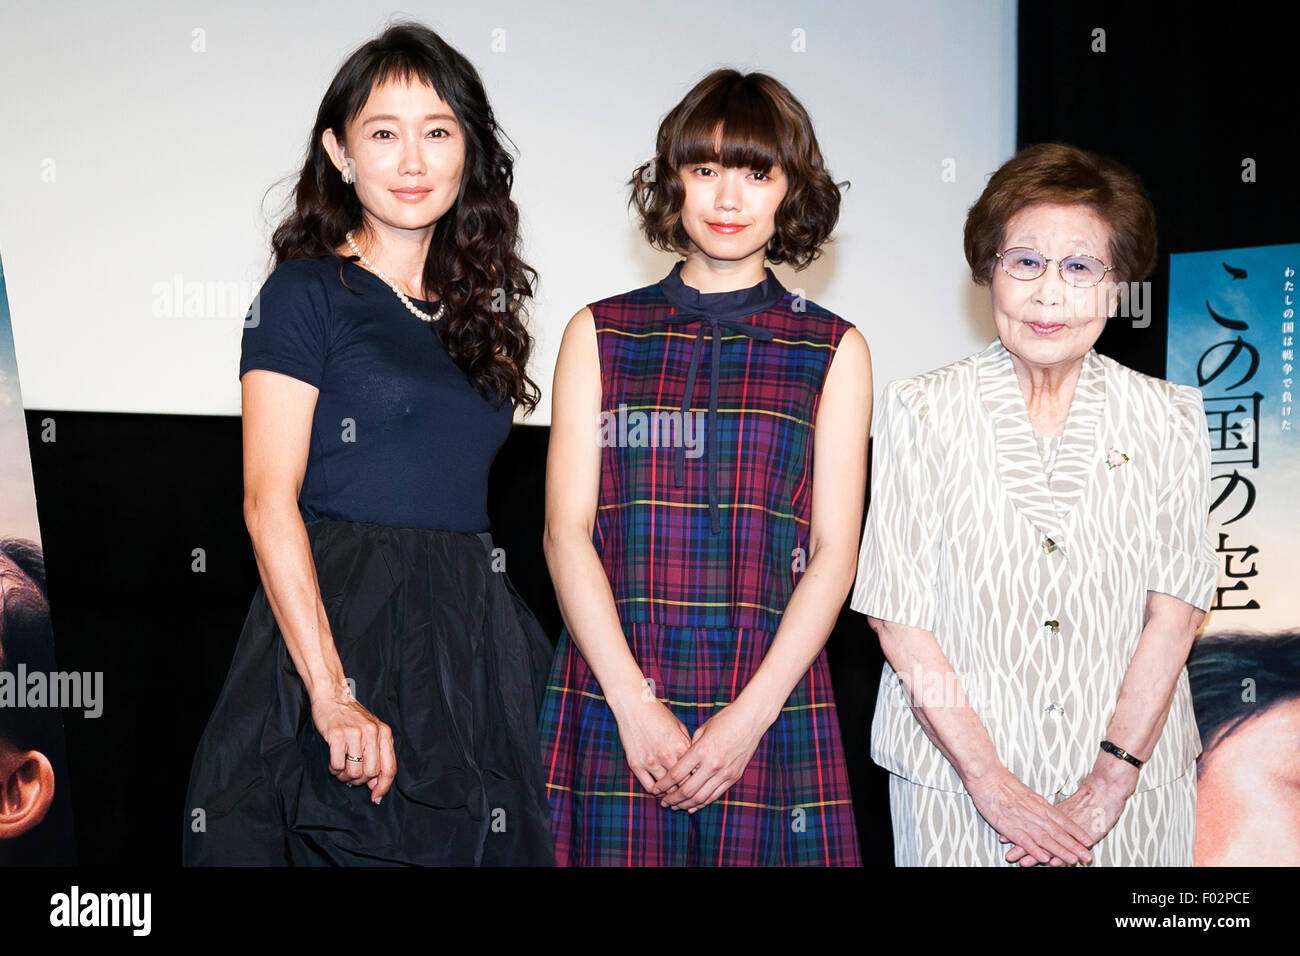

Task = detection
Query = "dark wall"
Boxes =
[24,410,251,865]
[1017,7,1296,375]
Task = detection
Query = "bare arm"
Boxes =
[542,308,692,794]
[1092,383,1216,789]
[241,369,344,699]
[541,309,646,712]
[732,329,872,725]
[1097,592,1206,788]
[240,369,395,802]
[867,616,1003,782]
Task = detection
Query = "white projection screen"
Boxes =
[0,0,1015,424]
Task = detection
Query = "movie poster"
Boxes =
[1168,242,1300,866]
[0,252,78,865]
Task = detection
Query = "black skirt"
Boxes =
[182,518,556,866]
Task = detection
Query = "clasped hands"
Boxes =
[968,761,1137,866]
[617,694,767,813]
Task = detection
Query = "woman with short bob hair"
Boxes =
[632,70,843,270]
[852,142,1217,866]
[540,68,872,866]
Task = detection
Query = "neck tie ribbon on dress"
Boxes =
[658,262,782,535]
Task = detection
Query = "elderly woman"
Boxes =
[851,143,1218,866]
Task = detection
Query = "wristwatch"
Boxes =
[1100,739,1143,769]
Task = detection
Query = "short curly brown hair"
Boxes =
[628,69,842,270]
[963,142,1157,287]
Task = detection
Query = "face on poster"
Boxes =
[1170,242,1300,866]
[0,253,78,865]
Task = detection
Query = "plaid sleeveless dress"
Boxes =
[538,261,861,866]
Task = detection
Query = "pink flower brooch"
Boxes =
[1105,448,1130,470]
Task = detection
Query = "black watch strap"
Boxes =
[1100,739,1143,769]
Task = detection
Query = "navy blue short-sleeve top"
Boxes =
[238,254,514,533]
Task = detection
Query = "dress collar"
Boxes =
[658,260,787,320]
[975,337,1107,558]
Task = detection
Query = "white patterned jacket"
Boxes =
[850,337,1219,796]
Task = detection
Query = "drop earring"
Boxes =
[341,155,355,185]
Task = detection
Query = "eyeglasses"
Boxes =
[994,246,1114,288]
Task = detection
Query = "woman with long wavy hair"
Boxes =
[182,20,555,866]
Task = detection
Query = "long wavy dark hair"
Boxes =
[268,20,539,413]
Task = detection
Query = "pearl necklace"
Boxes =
[345,231,446,323]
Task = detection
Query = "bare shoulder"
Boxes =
[564,305,595,336]
[823,326,872,392]
[558,306,598,360]
[553,306,601,393]
[835,326,871,367]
